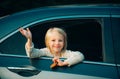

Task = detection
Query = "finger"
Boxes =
[56,58,60,62]
[19,28,24,34]
[19,28,22,31]
[56,59,60,62]
[53,59,57,63]
[27,28,30,32]
[19,28,27,37]
[50,62,57,69]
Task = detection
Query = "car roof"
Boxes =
[0,4,120,41]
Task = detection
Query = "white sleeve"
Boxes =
[25,43,47,58]
[64,51,84,67]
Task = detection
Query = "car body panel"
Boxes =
[0,55,118,79]
[0,67,111,79]
[1,5,120,41]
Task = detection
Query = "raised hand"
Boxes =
[19,28,32,40]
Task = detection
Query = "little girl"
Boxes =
[19,27,84,67]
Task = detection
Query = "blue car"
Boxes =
[0,5,120,79]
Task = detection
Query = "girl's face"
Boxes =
[48,31,64,54]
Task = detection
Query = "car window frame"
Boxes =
[0,16,116,66]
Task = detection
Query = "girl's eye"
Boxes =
[51,39,63,42]
[59,40,63,42]
[52,40,55,42]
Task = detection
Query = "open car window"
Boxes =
[30,18,102,62]
[0,18,104,63]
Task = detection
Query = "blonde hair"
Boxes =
[45,27,67,54]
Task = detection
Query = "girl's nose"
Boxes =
[55,40,59,44]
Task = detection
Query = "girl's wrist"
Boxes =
[27,38,32,48]
[63,61,69,66]
[27,38,32,42]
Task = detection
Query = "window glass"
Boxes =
[0,32,26,55]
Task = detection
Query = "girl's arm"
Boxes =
[64,51,84,67]
[19,28,32,49]
[52,51,84,67]
[19,28,49,58]
[19,28,33,57]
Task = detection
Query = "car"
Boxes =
[0,5,120,79]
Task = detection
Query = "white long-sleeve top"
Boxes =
[25,43,84,66]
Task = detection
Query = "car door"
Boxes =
[0,6,119,79]
[110,17,120,79]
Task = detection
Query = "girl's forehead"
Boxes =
[50,31,62,35]
[48,31,64,38]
